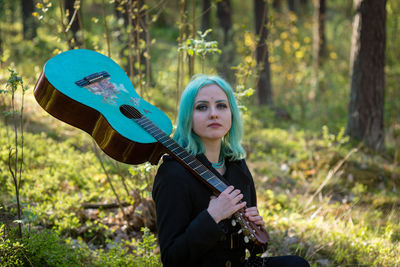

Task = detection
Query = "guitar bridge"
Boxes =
[75,71,110,87]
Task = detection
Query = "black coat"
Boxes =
[152,154,266,267]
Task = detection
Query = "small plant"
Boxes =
[0,224,25,266]
[0,225,86,266]
[133,227,160,266]
[179,29,221,73]
[92,227,160,266]
[2,69,29,238]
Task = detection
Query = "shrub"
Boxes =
[0,225,85,266]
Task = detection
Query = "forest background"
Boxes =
[0,0,399,266]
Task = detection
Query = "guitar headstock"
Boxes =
[234,208,270,247]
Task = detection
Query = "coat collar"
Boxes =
[195,154,252,184]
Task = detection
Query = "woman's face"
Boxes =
[192,84,232,144]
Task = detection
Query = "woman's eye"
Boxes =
[195,104,207,111]
[217,103,228,109]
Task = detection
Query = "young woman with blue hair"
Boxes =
[152,75,309,267]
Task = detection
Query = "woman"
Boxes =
[152,75,309,267]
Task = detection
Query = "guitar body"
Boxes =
[34,49,172,165]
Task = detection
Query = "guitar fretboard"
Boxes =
[135,115,228,194]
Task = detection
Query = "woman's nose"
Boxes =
[209,106,218,118]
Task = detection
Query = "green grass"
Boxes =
[248,126,400,266]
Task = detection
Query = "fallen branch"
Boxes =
[82,202,131,210]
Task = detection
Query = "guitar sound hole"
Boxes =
[120,104,142,119]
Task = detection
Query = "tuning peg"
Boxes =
[238,229,242,234]
[231,219,236,226]
[244,236,249,243]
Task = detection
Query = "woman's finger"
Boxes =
[245,211,256,217]
[224,185,234,194]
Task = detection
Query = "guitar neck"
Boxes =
[134,115,228,194]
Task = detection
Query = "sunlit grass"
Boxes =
[248,126,400,266]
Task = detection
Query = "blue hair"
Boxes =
[173,74,246,160]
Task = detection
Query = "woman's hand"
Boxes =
[207,186,247,223]
[244,206,265,226]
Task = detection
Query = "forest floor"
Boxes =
[1,91,400,266]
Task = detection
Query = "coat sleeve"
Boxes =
[236,159,258,207]
[152,159,225,266]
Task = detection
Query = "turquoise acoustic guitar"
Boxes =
[34,49,269,247]
[34,49,173,165]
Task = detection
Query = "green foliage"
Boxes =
[180,30,218,56]
[0,225,159,266]
[2,68,29,238]
[179,29,221,73]
[1,0,399,266]
[0,225,25,267]
[0,104,163,264]
[133,227,160,266]
[22,229,83,266]
[128,163,157,197]
[0,225,85,266]
[248,122,400,266]
[84,227,160,267]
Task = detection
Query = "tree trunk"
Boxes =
[132,0,151,90]
[123,0,151,85]
[346,0,387,151]
[201,0,211,32]
[273,0,282,10]
[188,0,196,77]
[300,0,308,7]
[114,0,130,71]
[312,0,326,66]
[254,0,273,106]
[21,0,37,40]
[287,0,297,12]
[0,22,3,67]
[217,0,232,45]
[312,0,326,92]
[217,0,234,83]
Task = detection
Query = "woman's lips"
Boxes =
[208,123,222,128]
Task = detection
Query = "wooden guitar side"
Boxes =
[34,71,164,165]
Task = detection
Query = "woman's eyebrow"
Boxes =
[194,100,209,105]
[194,99,228,105]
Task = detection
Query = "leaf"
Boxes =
[24,209,38,221]
[139,183,148,191]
